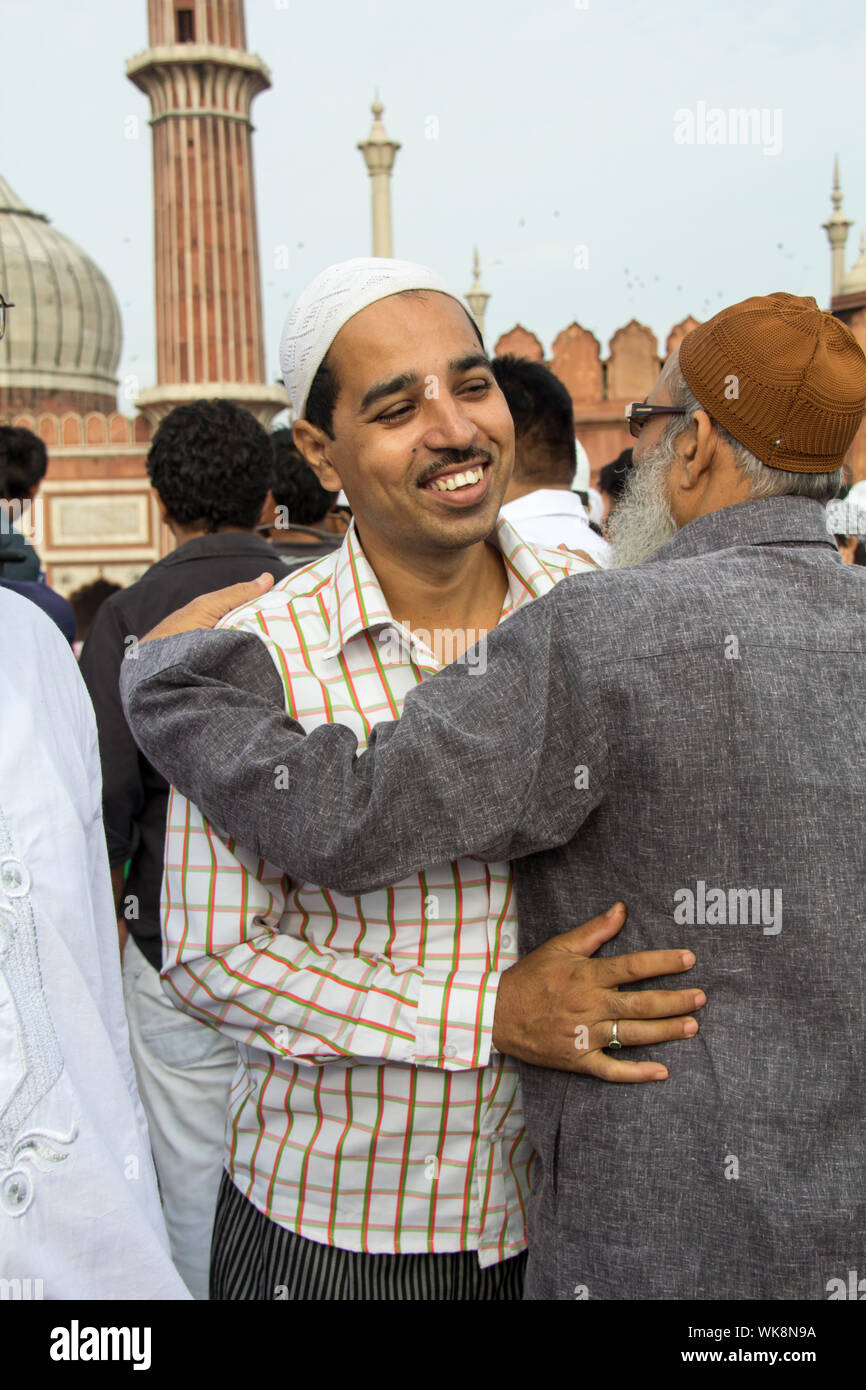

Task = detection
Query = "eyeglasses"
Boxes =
[0,294,14,343]
[624,401,688,438]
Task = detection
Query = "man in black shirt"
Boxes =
[80,398,288,1299]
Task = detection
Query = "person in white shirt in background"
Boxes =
[0,587,189,1300]
[846,478,866,509]
[493,355,611,566]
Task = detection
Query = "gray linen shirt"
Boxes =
[121,497,866,1300]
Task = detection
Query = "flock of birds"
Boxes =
[117,216,814,369]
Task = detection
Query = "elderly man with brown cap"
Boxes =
[121,291,866,1299]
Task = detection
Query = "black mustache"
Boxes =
[418,450,492,485]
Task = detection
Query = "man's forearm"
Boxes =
[110,862,129,957]
[110,862,126,916]
[120,610,603,892]
[162,916,501,1070]
[161,792,503,1068]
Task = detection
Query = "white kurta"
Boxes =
[0,588,189,1300]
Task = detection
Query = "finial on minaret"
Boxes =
[357,96,401,257]
[831,154,842,209]
[465,247,490,342]
[822,154,853,304]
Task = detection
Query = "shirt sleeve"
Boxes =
[162,788,501,1070]
[120,577,609,895]
[80,600,146,867]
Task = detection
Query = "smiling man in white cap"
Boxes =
[282,258,512,622]
[144,258,704,1300]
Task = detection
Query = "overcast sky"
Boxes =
[3,0,864,414]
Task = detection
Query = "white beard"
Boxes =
[608,445,679,568]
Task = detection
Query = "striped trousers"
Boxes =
[210,1171,527,1300]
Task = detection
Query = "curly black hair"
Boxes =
[68,577,123,642]
[147,398,273,531]
[270,429,335,527]
[0,426,48,501]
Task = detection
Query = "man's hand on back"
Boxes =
[492,902,705,1080]
[139,572,276,644]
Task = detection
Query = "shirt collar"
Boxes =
[495,513,578,612]
[643,497,837,567]
[321,514,572,660]
[321,523,394,659]
[160,532,282,566]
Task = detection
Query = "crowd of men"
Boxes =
[1,258,864,1302]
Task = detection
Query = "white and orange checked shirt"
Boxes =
[161,516,596,1265]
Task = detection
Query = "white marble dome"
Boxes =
[0,174,121,404]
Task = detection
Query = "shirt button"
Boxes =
[2,1173,31,1211]
[0,857,30,897]
[444,1044,457,1059]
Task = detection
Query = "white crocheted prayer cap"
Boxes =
[279,257,476,418]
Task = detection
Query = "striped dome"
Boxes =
[0,174,121,403]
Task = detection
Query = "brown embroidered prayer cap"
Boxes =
[678,292,866,472]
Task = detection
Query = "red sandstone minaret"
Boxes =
[127,0,286,426]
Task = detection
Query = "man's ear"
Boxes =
[293,420,344,492]
[677,408,715,492]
